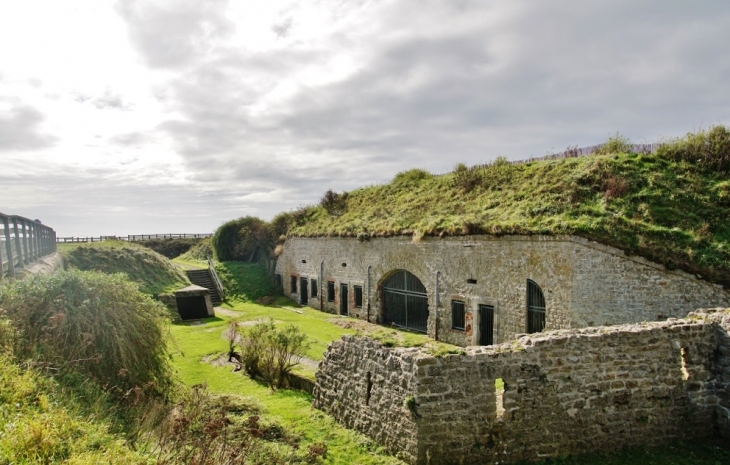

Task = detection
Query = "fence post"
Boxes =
[12,218,24,269]
[3,216,14,278]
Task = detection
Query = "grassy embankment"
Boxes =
[289,129,730,288]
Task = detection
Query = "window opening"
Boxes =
[365,371,372,406]
[495,378,505,420]
[354,285,363,308]
[290,275,298,294]
[527,280,546,333]
[275,274,282,287]
[311,279,318,298]
[300,277,308,305]
[681,347,690,381]
[451,300,466,331]
[327,281,335,302]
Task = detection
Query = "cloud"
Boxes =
[115,0,235,69]
[0,101,57,152]
[74,90,130,110]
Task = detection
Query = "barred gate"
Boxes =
[382,270,429,333]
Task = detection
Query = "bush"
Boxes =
[393,168,432,186]
[0,269,173,398]
[178,237,214,261]
[320,189,349,216]
[238,320,311,389]
[451,163,483,193]
[212,216,273,262]
[656,125,730,173]
[133,237,204,258]
[594,133,632,155]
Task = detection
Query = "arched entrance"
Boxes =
[382,270,429,333]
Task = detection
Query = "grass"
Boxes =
[169,304,405,465]
[59,240,189,295]
[289,139,730,288]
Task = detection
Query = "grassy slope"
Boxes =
[291,153,730,287]
[59,240,189,294]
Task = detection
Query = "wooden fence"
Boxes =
[0,212,57,280]
[505,142,665,166]
[56,233,213,243]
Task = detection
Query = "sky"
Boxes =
[1,0,729,237]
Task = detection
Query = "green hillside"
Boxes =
[289,128,730,288]
[59,240,190,294]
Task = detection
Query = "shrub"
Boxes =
[212,216,273,262]
[393,168,432,186]
[320,189,349,216]
[238,320,311,389]
[594,133,632,155]
[133,237,204,258]
[178,237,214,261]
[656,125,730,173]
[451,163,483,193]
[0,269,173,398]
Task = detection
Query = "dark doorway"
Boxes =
[176,295,208,320]
[478,304,494,345]
[527,280,546,333]
[300,277,308,305]
[382,270,428,333]
[340,283,348,315]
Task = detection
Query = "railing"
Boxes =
[505,142,665,167]
[207,255,226,301]
[56,233,213,243]
[1,212,57,280]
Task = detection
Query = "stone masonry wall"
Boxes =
[277,235,729,346]
[311,337,421,464]
[313,310,730,464]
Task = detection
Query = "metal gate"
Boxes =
[527,280,545,333]
[382,270,429,333]
[478,304,494,345]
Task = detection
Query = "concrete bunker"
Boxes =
[174,284,215,320]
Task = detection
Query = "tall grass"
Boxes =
[0,269,174,398]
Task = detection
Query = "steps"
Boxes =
[186,269,223,306]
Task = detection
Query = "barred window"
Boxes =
[290,275,298,294]
[452,300,466,331]
[311,279,318,297]
[354,285,363,308]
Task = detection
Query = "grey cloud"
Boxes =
[110,131,150,146]
[271,17,293,38]
[75,90,130,110]
[0,102,57,152]
[116,0,235,69]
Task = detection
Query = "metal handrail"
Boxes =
[0,212,57,280]
[56,233,212,243]
[207,255,226,301]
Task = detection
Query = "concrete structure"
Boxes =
[173,284,215,320]
[312,309,730,465]
[275,235,730,346]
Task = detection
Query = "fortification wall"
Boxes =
[277,235,729,345]
[313,310,730,464]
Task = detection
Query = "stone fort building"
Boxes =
[275,234,730,346]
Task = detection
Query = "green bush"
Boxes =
[238,320,311,389]
[451,162,483,193]
[320,189,349,216]
[393,168,432,187]
[594,133,632,155]
[212,216,273,262]
[0,269,174,398]
[656,125,730,173]
[178,237,214,261]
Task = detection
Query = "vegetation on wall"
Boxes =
[285,126,730,288]
[58,240,189,294]
[214,261,278,303]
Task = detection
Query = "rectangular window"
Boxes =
[275,274,282,287]
[311,279,318,297]
[452,300,466,330]
[290,275,298,294]
[327,281,335,302]
[354,285,363,308]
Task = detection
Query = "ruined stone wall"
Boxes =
[311,337,421,464]
[277,235,729,346]
[313,310,730,464]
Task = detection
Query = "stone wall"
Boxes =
[276,235,729,346]
[313,309,730,464]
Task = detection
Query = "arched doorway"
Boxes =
[382,270,429,333]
